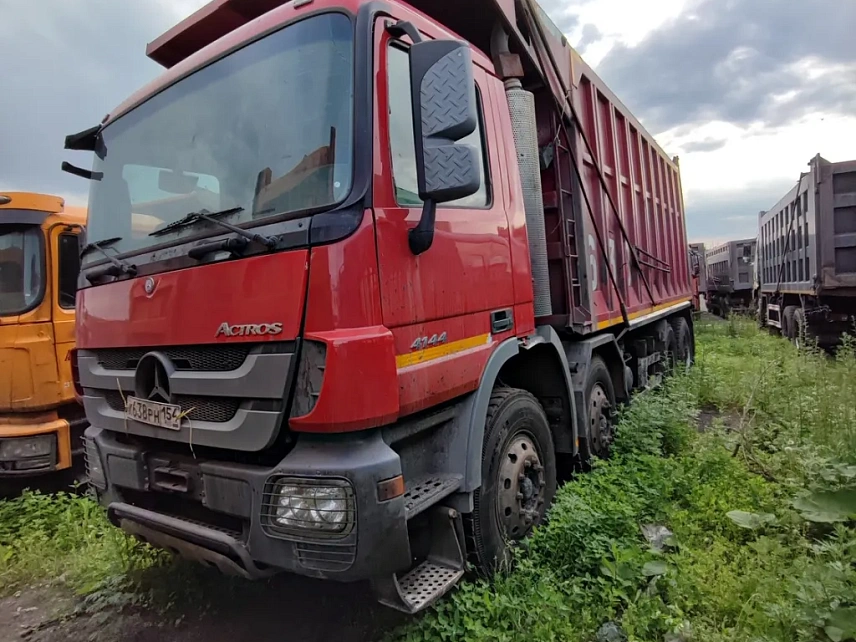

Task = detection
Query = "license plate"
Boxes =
[125,396,182,431]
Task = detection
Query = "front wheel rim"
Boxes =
[496,432,546,539]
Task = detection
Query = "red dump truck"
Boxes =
[65,0,693,612]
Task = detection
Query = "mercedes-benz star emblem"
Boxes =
[135,353,172,404]
[144,277,156,296]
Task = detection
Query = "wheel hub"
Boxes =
[590,383,613,452]
[497,434,545,539]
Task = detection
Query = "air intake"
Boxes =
[505,79,552,317]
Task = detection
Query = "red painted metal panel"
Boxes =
[76,251,308,348]
[290,326,399,432]
[572,64,692,330]
[302,210,384,334]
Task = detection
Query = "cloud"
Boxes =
[577,24,603,51]
[0,0,201,200]
[680,138,728,153]
[684,179,795,242]
[537,0,581,34]
[596,0,856,132]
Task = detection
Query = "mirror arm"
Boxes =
[408,199,436,256]
[386,20,422,43]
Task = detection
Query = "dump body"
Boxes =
[704,239,756,317]
[706,239,756,294]
[405,0,694,331]
[757,155,856,346]
[758,155,856,297]
[0,193,87,476]
[71,0,693,611]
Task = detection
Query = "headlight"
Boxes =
[263,477,355,538]
[0,435,53,460]
[84,437,106,489]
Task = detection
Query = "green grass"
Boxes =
[0,488,165,596]
[2,317,855,641]
[391,318,856,642]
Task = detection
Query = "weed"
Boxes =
[393,318,856,642]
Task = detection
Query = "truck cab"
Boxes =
[0,192,87,478]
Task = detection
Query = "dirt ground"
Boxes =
[0,573,405,642]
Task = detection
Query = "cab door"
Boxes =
[372,13,516,415]
[50,226,82,404]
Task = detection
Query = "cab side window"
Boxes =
[387,44,490,208]
[57,234,80,309]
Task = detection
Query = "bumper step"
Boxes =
[404,474,462,519]
[373,506,466,613]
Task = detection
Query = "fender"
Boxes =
[452,328,577,494]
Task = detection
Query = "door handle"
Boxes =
[490,309,514,334]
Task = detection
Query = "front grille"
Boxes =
[95,345,252,372]
[102,391,241,423]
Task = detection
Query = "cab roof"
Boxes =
[0,192,86,227]
[0,192,64,214]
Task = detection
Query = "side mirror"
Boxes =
[158,169,199,194]
[408,39,480,255]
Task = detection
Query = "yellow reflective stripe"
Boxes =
[596,297,692,330]
[396,333,491,369]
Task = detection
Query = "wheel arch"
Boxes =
[564,333,627,441]
[457,329,576,493]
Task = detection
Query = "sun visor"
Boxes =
[146,0,290,69]
[64,125,101,151]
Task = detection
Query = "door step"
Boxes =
[373,506,466,613]
[403,474,462,519]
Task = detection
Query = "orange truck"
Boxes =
[0,192,87,480]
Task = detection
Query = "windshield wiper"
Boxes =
[79,236,122,259]
[149,207,277,249]
[80,237,138,281]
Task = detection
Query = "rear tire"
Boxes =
[670,316,693,373]
[465,388,557,575]
[783,305,798,341]
[579,356,617,463]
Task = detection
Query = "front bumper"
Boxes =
[0,415,83,476]
[86,426,412,581]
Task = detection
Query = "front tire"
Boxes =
[670,316,693,373]
[793,308,812,350]
[466,388,557,575]
[783,305,798,341]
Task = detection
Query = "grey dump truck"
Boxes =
[758,154,856,348]
[705,239,756,317]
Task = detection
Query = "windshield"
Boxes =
[85,12,354,261]
[0,225,44,317]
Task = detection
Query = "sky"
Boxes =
[1,0,854,246]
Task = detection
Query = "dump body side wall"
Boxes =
[552,47,693,333]
[759,156,856,297]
